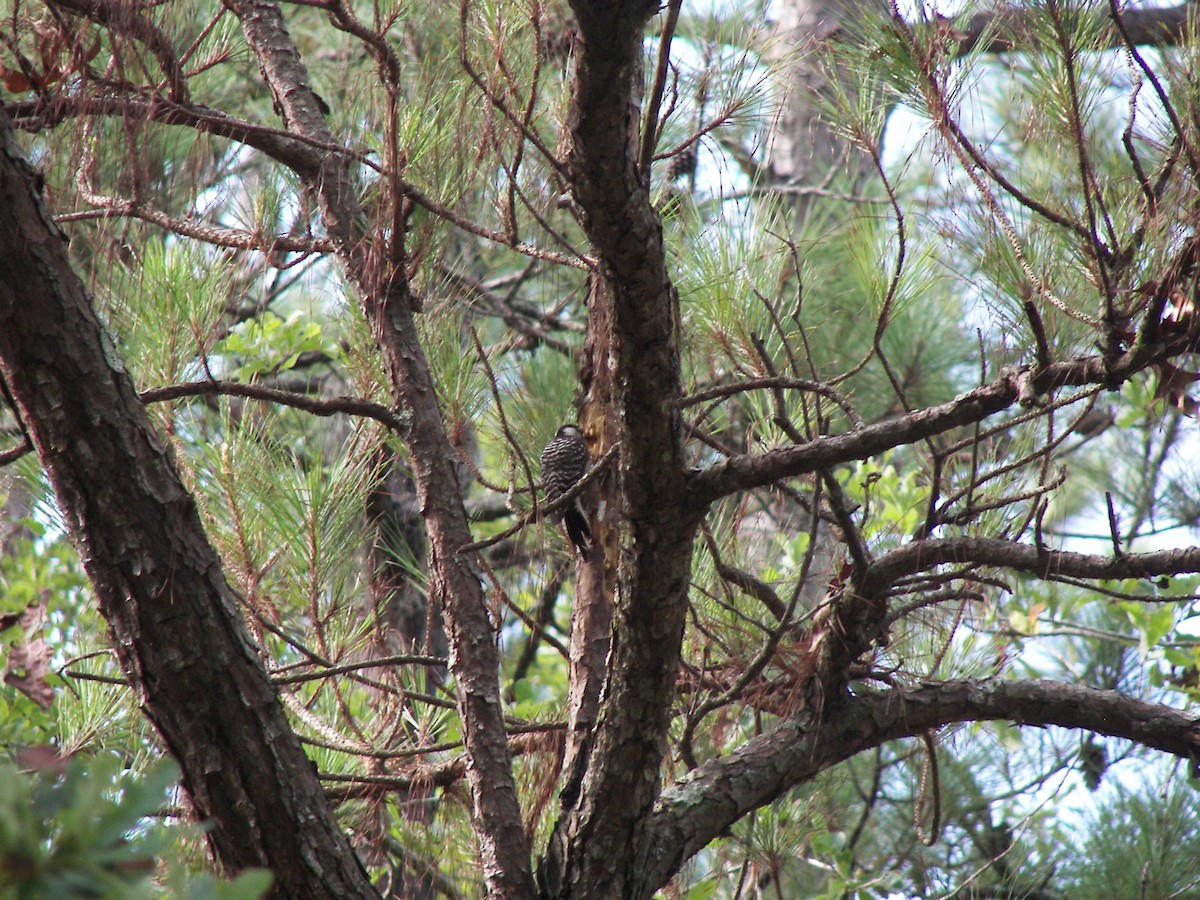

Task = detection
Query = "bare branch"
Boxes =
[139,379,408,434]
[638,678,1200,894]
[686,335,1198,510]
[7,94,371,179]
[862,537,1200,599]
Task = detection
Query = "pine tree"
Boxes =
[2,2,1200,898]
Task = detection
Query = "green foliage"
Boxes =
[0,688,56,752]
[841,454,925,547]
[99,242,234,389]
[1058,771,1200,900]
[218,311,331,381]
[0,754,271,900]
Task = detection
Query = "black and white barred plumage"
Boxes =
[540,424,591,551]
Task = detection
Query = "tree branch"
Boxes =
[686,333,1195,510]
[7,94,360,179]
[139,380,408,434]
[862,537,1200,599]
[637,678,1200,894]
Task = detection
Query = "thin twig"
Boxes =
[638,0,683,180]
[1106,491,1124,558]
[272,654,449,685]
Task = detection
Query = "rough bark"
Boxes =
[557,276,618,818]
[0,111,378,900]
[557,528,612,813]
[539,0,699,895]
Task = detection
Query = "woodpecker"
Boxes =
[540,424,591,551]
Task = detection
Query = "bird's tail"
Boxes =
[564,502,592,552]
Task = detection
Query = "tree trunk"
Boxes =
[764,0,889,209]
[538,2,701,894]
[0,111,379,900]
